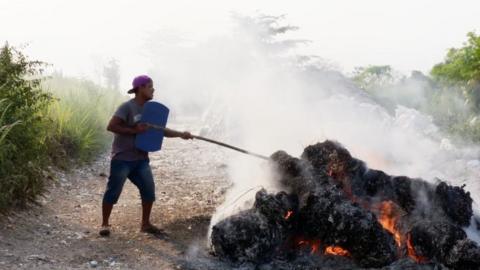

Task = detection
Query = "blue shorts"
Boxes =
[103,159,155,204]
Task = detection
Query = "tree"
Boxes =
[103,58,120,91]
[431,32,480,111]
[352,65,397,92]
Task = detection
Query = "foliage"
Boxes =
[351,31,480,143]
[103,58,120,91]
[0,43,53,209]
[352,65,398,92]
[0,43,124,211]
[431,32,480,111]
[43,74,124,163]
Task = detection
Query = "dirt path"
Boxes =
[0,133,231,269]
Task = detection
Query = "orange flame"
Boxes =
[284,210,293,220]
[296,239,321,254]
[325,246,350,256]
[407,233,428,263]
[296,238,350,257]
[311,242,320,254]
[377,201,403,247]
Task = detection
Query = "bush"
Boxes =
[0,98,21,166]
[0,44,125,211]
[0,44,53,209]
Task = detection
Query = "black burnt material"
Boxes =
[435,182,473,226]
[211,189,298,263]
[210,140,479,269]
[445,239,480,270]
[299,190,397,267]
[409,220,480,269]
[301,141,473,227]
[211,209,278,262]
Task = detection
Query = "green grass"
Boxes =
[43,75,125,164]
[0,43,125,211]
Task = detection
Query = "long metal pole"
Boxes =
[146,123,269,160]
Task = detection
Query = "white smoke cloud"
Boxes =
[144,14,480,243]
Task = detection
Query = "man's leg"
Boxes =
[102,203,114,227]
[128,160,160,233]
[101,159,131,235]
[141,201,154,229]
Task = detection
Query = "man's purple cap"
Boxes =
[128,75,153,94]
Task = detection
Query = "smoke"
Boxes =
[144,14,480,243]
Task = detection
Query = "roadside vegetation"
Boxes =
[0,44,124,210]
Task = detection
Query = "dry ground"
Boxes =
[0,134,232,269]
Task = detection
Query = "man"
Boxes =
[100,75,193,237]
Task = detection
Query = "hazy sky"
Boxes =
[1,0,479,87]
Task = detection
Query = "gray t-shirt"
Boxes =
[110,99,148,161]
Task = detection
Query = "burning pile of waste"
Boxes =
[210,140,480,269]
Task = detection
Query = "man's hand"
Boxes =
[163,128,194,139]
[181,131,194,140]
[134,123,149,134]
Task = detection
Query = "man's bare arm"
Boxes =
[163,128,193,139]
[107,117,191,139]
[106,116,147,135]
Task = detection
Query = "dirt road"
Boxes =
[0,135,231,269]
